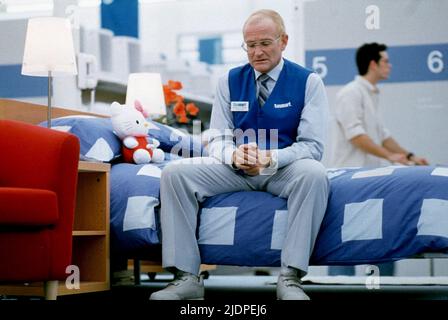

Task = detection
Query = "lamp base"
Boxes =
[47,71,52,128]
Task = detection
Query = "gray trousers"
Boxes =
[160,157,329,276]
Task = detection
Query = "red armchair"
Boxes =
[0,119,80,299]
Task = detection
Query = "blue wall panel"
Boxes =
[306,43,448,86]
[101,0,139,38]
[0,64,46,98]
[199,37,223,65]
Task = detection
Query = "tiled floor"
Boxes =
[100,273,448,302]
[3,271,447,302]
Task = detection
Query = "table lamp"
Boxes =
[126,73,167,119]
[22,17,78,128]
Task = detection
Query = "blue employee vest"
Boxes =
[228,59,311,150]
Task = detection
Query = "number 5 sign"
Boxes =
[312,56,328,79]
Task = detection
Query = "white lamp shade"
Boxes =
[22,17,77,77]
[126,73,167,116]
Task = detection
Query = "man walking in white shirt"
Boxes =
[330,42,428,168]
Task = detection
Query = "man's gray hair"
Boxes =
[243,9,286,35]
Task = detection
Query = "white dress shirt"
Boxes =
[330,75,391,167]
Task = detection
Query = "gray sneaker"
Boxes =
[276,275,310,300]
[149,272,204,300]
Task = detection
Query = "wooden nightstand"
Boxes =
[58,161,111,295]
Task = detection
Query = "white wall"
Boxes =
[77,1,100,29]
[139,0,303,65]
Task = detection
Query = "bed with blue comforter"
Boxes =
[42,115,448,267]
[110,163,448,267]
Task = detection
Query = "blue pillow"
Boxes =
[40,116,205,162]
[39,116,122,162]
[148,122,205,158]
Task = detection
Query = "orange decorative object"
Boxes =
[177,114,189,123]
[163,80,199,125]
[186,103,199,116]
[167,80,182,90]
[173,101,187,117]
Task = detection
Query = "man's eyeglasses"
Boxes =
[241,35,281,52]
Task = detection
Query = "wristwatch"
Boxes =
[406,152,414,160]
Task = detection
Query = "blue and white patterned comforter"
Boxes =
[110,164,448,266]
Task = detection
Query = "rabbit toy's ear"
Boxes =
[134,100,149,118]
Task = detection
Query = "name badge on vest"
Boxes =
[231,101,249,112]
[274,102,292,109]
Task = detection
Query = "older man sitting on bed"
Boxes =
[150,9,330,300]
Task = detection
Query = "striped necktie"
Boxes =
[257,73,270,107]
